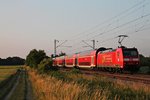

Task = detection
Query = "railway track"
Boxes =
[59,67,150,85]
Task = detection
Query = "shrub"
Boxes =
[70,68,81,74]
[38,58,57,73]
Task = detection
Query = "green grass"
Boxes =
[0,66,21,82]
[0,66,33,100]
[0,66,22,99]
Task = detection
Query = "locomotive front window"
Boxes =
[123,49,138,57]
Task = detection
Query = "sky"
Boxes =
[0,0,150,58]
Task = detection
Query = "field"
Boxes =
[28,68,150,100]
[0,66,21,99]
[0,66,149,100]
[0,66,20,82]
[0,66,34,100]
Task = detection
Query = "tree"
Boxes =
[139,54,150,66]
[0,57,25,65]
[51,52,66,58]
[59,51,66,56]
[25,49,46,68]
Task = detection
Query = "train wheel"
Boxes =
[91,67,97,71]
[130,66,139,74]
[73,66,79,69]
[63,66,66,68]
[113,68,116,73]
[134,66,140,73]
[110,68,115,73]
[119,68,124,74]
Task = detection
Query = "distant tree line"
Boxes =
[0,57,25,65]
[140,54,150,67]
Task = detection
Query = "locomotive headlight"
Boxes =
[124,58,129,61]
[133,58,139,61]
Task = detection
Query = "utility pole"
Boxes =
[54,39,71,57]
[54,39,59,57]
[82,40,97,50]
[92,40,95,50]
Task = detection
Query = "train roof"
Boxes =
[76,50,96,56]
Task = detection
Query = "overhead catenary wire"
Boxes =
[82,2,149,39]
[86,13,150,40]
[95,24,150,47]
[68,0,147,41]
[68,15,150,50]
[59,0,150,55]
[64,1,149,48]
[66,15,150,54]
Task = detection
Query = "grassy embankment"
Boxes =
[0,66,21,99]
[28,67,150,100]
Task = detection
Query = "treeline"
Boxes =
[0,57,25,65]
[140,54,150,67]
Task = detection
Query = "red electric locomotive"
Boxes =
[96,47,140,72]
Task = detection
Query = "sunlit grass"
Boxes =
[0,66,21,69]
[28,67,150,100]
[0,66,20,82]
[29,70,108,100]
[0,66,21,99]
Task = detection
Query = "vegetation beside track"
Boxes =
[25,49,150,99]
[28,67,150,100]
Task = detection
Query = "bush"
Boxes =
[38,58,56,73]
[70,68,81,74]
[138,66,150,74]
